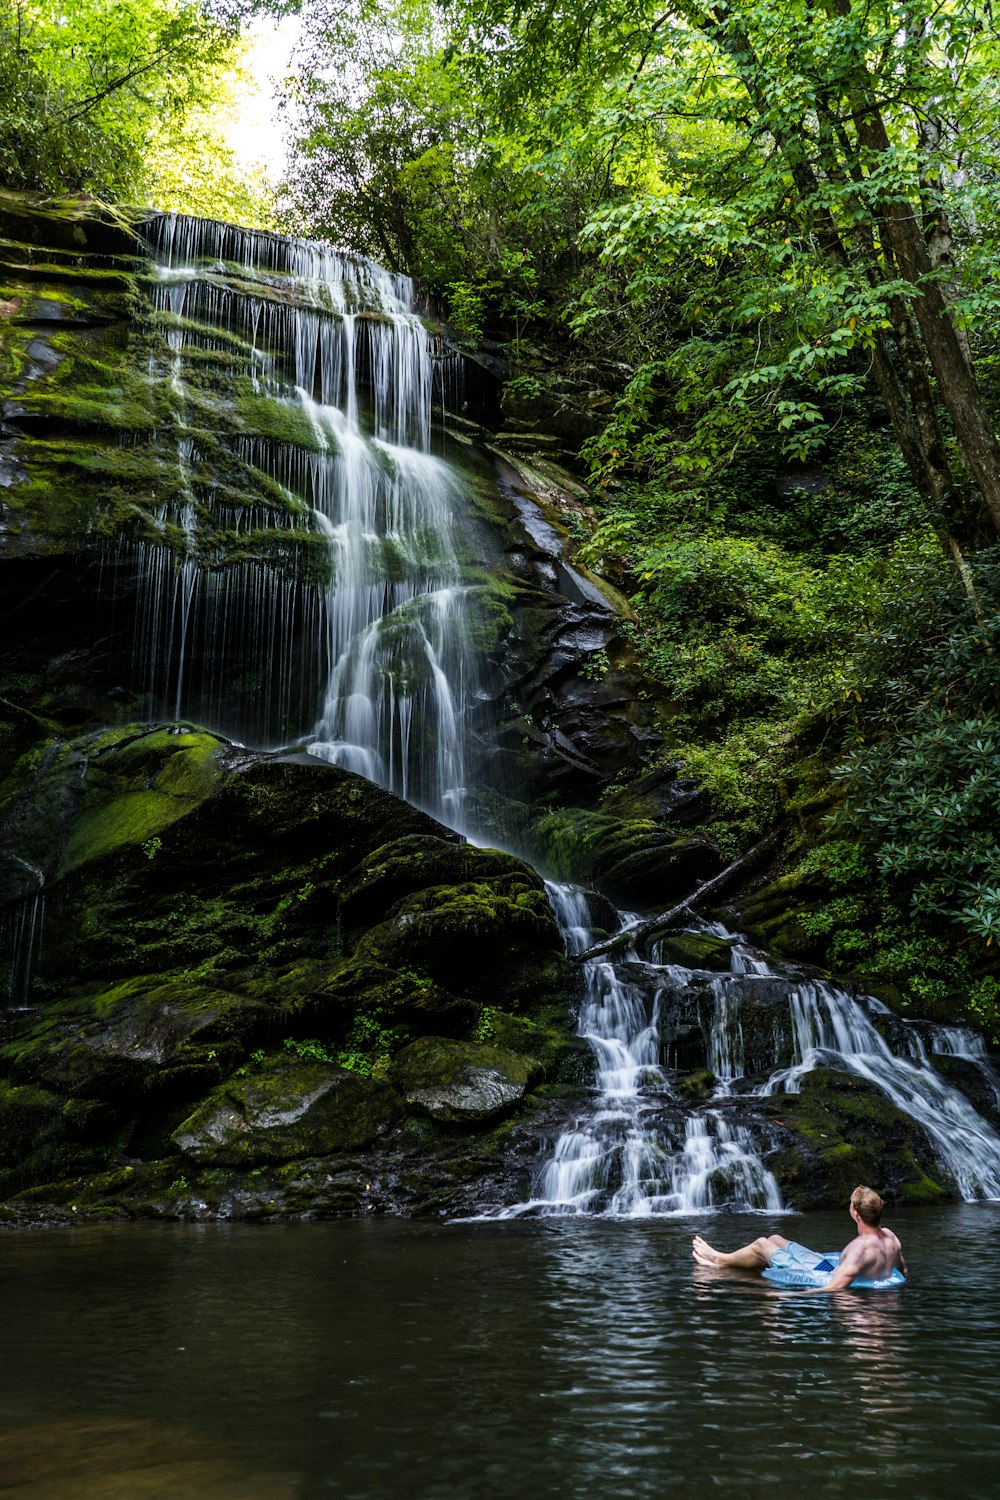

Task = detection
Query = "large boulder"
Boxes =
[759,1069,952,1209]
[391,1037,541,1123]
[172,1064,400,1165]
[0,724,577,1208]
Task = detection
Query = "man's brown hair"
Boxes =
[850,1185,883,1226]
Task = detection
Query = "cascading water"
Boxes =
[508,886,785,1217]
[0,857,45,1009]
[135,213,475,825]
[739,965,1000,1199]
[11,209,999,1216]
[508,897,1000,1217]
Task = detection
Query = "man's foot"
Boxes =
[692,1234,724,1266]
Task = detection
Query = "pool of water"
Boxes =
[1,1205,998,1498]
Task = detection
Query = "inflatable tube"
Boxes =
[762,1241,906,1290]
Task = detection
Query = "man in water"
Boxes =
[691,1185,908,1292]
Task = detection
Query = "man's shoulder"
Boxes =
[843,1232,889,1262]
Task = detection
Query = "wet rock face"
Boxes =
[486,459,665,812]
[0,724,578,1204]
[391,1037,541,1123]
[758,1070,952,1210]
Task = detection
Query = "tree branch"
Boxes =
[573,828,784,963]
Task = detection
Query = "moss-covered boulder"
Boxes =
[337,834,537,929]
[653,931,732,972]
[0,723,577,1211]
[1,977,271,1102]
[354,877,563,1001]
[391,1037,541,1122]
[529,803,719,912]
[760,1069,951,1209]
[171,1063,400,1165]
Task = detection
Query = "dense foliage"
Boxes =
[282,0,1000,1017]
[0,0,278,221]
[5,0,1000,1015]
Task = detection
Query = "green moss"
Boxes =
[898,1173,950,1204]
[676,1069,716,1101]
[59,730,225,874]
[172,1063,400,1165]
[227,389,330,452]
[764,1068,950,1207]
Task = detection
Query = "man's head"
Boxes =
[850,1185,883,1226]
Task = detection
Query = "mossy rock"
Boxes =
[0,724,228,896]
[654,932,732,972]
[171,1063,401,1166]
[310,960,479,1036]
[391,1036,541,1123]
[1,977,272,1102]
[676,1069,716,1102]
[0,1078,120,1196]
[761,1068,949,1208]
[338,834,540,930]
[0,1080,62,1158]
[738,868,831,962]
[531,803,719,910]
[353,878,561,996]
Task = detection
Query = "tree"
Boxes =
[447,0,1000,566]
[282,0,616,330]
[0,0,280,217]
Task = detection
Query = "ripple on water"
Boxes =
[0,1208,998,1498]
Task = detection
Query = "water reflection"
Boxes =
[0,1211,999,1499]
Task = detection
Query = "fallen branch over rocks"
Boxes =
[573,829,783,963]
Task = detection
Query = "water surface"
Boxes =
[1,1207,997,1498]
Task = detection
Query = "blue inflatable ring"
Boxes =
[762,1241,906,1290]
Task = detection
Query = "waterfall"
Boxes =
[133,213,474,825]
[133,213,1000,1207]
[9,208,1000,1214]
[506,895,1000,1216]
[505,885,785,1217]
[0,881,45,1010]
[744,968,1000,1199]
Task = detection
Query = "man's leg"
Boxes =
[692,1233,790,1269]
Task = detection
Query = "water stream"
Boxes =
[7,212,1000,1211]
[139,214,473,825]
[519,893,1000,1215]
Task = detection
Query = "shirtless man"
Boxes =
[691,1185,909,1293]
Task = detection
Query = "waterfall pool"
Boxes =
[2,1208,998,1498]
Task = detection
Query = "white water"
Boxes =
[0,881,45,1010]
[511,900,1000,1215]
[137,213,472,824]
[764,988,1000,1199]
[507,885,784,1217]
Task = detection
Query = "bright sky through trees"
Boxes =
[225,15,300,179]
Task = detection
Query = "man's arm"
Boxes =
[798,1243,867,1295]
[798,1260,858,1294]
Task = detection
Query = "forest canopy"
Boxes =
[284,0,1000,1009]
[0,0,282,220]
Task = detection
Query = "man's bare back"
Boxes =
[837,1223,906,1284]
[692,1185,908,1293]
